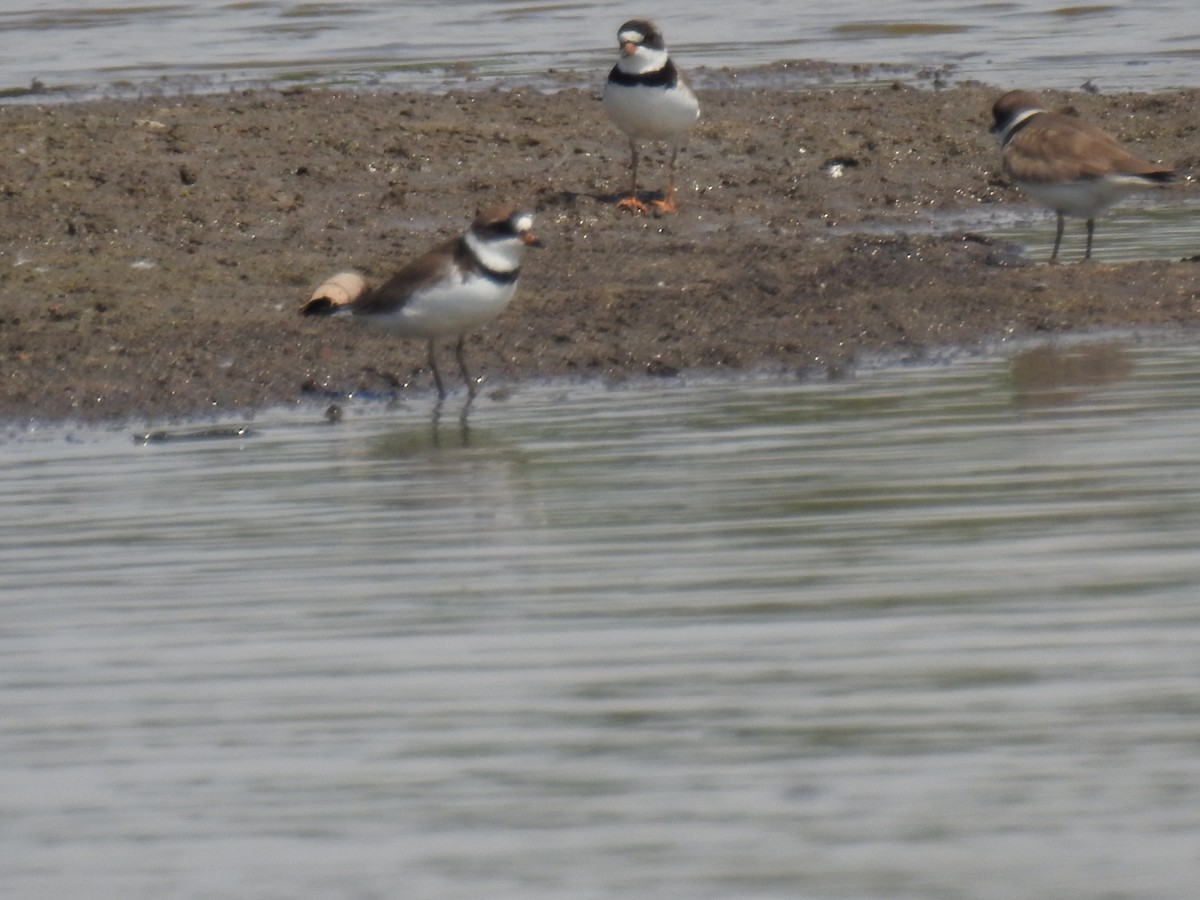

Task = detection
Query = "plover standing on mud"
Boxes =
[602,19,700,214]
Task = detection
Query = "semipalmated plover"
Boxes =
[302,206,541,399]
[602,19,700,214]
[990,89,1177,262]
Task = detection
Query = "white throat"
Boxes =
[618,45,670,76]
[465,230,523,275]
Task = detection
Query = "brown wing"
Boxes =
[1007,112,1174,183]
[350,236,462,315]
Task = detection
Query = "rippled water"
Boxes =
[4,0,1200,97]
[4,339,1200,898]
[6,6,1200,894]
[980,197,1200,264]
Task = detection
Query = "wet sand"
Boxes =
[1,69,1197,424]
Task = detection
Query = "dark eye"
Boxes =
[484,220,518,239]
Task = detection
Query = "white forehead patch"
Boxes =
[618,29,645,44]
[513,213,534,233]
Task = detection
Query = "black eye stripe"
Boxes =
[481,220,519,239]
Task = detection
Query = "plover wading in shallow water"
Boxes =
[302,206,542,399]
[990,89,1176,262]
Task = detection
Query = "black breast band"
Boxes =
[607,60,679,89]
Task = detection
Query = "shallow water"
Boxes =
[4,0,1200,98]
[988,197,1200,264]
[4,339,1200,898]
[964,195,1200,264]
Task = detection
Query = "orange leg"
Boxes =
[616,139,650,213]
[649,144,681,214]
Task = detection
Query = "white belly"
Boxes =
[360,275,517,339]
[1018,175,1155,219]
[603,82,699,142]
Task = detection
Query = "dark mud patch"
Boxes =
[1,75,1197,424]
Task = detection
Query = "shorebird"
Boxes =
[602,19,700,213]
[990,89,1176,262]
[301,206,541,399]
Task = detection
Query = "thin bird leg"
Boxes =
[455,333,477,399]
[1050,212,1066,264]
[1084,218,1095,261]
[651,144,681,213]
[617,138,649,213]
[427,338,447,400]
[629,138,639,196]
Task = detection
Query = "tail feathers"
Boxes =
[1144,169,1178,185]
[301,296,339,317]
[301,271,369,317]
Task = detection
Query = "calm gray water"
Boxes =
[4,0,1200,97]
[5,4,1200,895]
[3,338,1200,898]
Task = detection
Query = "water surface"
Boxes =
[3,339,1200,898]
[972,196,1200,263]
[4,0,1200,97]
